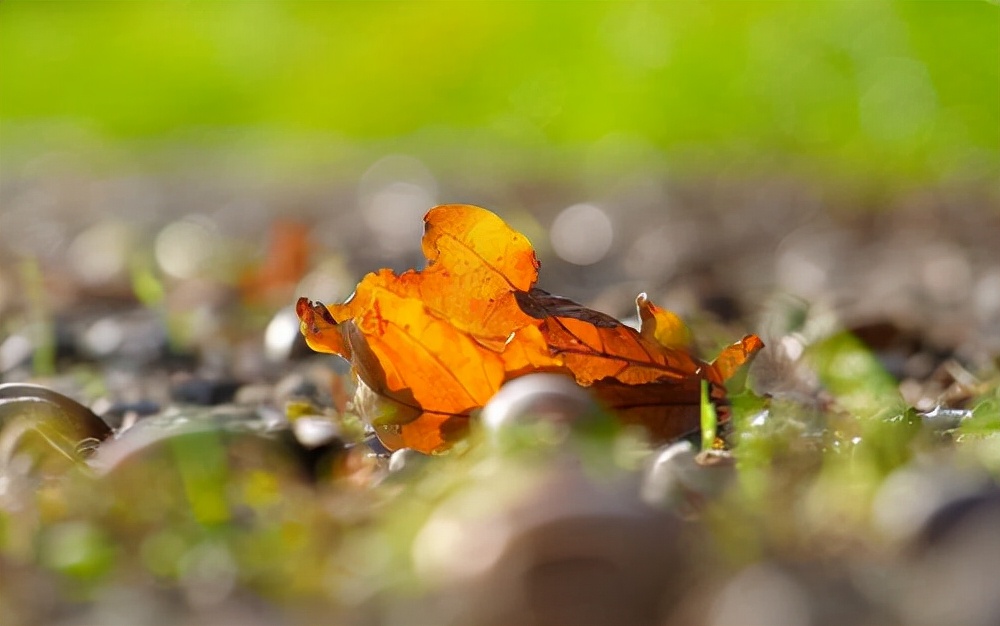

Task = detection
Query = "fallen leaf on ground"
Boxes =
[298,204,762,453]
[241,220,311,306]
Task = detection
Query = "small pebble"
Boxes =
[387,447,430,476]
[641,441,736,515]
[292,416,342,449]
[233,383,275,407]
[480,373,604,451]
[872,461,988,545]
[410,455,679,626]
[0,333,33,374]
[896,488,1000,626]
[264,305,303,362]
[704,561,894,626]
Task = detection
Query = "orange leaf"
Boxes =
[298,204,762,453]
[637,292,691,350]
[514,287,752,441]
[515,288,708,386]
[297,206,559,452]
[242,220,311,306]
[319,205,540,351]
[710,334,766,383]
[587,377,723,442]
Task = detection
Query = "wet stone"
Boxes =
[641,440,736,515]
[918,406,973,433]
[409,455,680,626]
[81,405,322,530]
[896,487,1000,626]
[872,461,989,546]
[87,405,298,476]
[387,447,430,476]
[481,373,605,451]
[705,561,897,626]
[914,487,1000,553]
[0,383,113,476]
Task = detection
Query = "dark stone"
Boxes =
[97,399,162,429]
[170,377,243,406]
[916,488,1000,552]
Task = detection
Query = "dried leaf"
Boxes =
[587,377,715,442]
[241,220,311,306]
[711,335,767,382]
[516,288,707,386]
[318,205,540,350]
[298,204,762,453]
[637,292,691,350]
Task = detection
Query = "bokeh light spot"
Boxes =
[550,203,614,266]
[67,220,133,286]
[359,155,438,254]
[154,215,218,279]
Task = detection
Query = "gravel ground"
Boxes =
[2,160,999,625]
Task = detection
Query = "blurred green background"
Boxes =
[2,0,997,187]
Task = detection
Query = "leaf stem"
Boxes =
[700,379,717,452]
